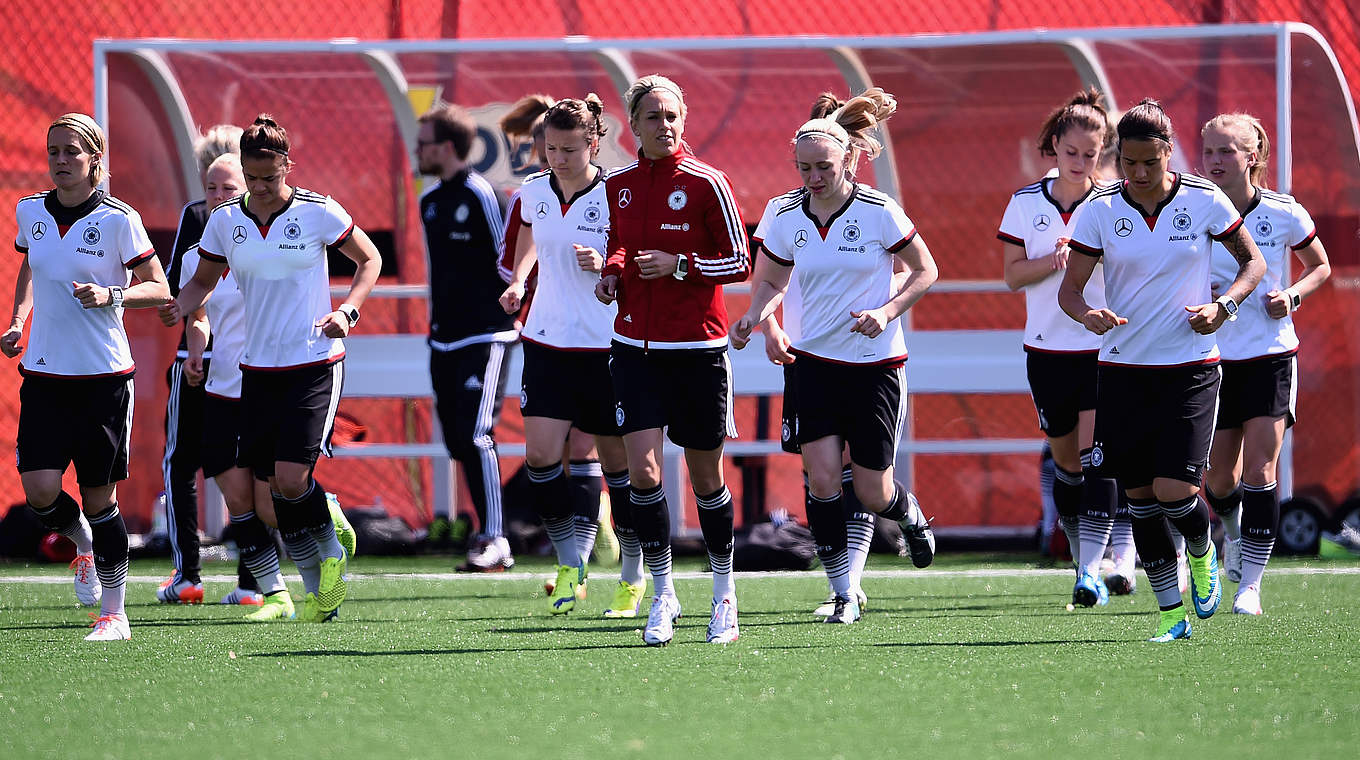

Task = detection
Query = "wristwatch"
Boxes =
[338,304,360,327]
[1215,295,1238,321]
[1285,288,1302,312]
[108,286,124,308]
[673,253,689,281]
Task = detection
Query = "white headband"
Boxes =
[795,129,849,151]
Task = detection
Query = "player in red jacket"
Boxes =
[594,74,750,645]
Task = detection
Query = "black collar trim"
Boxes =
[802,184,859,228]
[45,189,106,226]
[549,165,604,207]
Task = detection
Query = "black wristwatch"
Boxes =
[338,304,360,327]
[673,253,689,281]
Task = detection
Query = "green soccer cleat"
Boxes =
[316,553,349,614]
[549,564,580,615]
[1148,606,1192,643]
[299,591,339,623]
[245,590,296,622]
[1188,543,1221,619]
[603,579,648,618]
[327,492,357,559]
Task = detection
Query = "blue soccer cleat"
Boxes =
[1188,543,1221,619]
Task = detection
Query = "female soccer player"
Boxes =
[169,153,297,621]
[1060,99,1265,642]
[1200,113,1331,615]
[156,124,243,605]
[176,114,382,623]
[594,75,750,645]
[732,89,938,624]
[498,95,642,616]
[4,113,172,640]
[997,88,1121,607]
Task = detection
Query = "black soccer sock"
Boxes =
[630,484,673,595]
[1076,450,1116,574]
[1162,495,1211,557]
[806,490,851,595]
[274,491,321,594]
[878,485,908,521]
[568,459,603,565]
[1053,465,1084,546]
[528,462,576,566]
[695,486,735,599]
[1240,482,1280,587]
[231,510,285,595]
[1128,496,1181,609]
[1206,483,1244,541]
[29,490,92,554]
[605,470,643,584]
[88,504,129,615]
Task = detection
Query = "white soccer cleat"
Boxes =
[69,553,101,607]
[814,587,867,616]
[706,596,739,644]
[458,535,515,572]
[1221,536,1243,584]
[643,594,681,646]
[220,587,264,605]
[84,613,131,641]
[1232,584,1263,615]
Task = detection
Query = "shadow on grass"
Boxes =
[871,638,1127,647]
[247,643,635,657]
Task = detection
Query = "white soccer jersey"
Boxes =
[199,188,354,370]
[14,191,155,377]
[757,185,915,365]
[179,248,246,398]
[1069,175,1243,367]
[517,169,614,350]
[1209,188,1315,360]
[997,177,1107,353]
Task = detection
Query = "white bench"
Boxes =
[332,330,1041,531]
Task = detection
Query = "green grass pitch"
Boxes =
[1,554,1357,759]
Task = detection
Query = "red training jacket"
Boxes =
[602,145,749,349]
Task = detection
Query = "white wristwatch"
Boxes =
[108,286,124,308]
[673,254,689,281]
[1215,295,1238,321]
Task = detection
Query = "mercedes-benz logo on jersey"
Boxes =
[284,222,302,241]
[82,226,100,246]
[455,204,470,223]
[1256,219,1273,237]
[843,224,861,243]
[30,221,46,240]
[1033,214,1051,231]
[1114,218,1133,237]
[1173,212,1192,231]
[618,188,632,208]
[667,189,688,211]
[232,226,247,244]
[794,230,808,248]
[535,201,549,219]
[584,205,601,223]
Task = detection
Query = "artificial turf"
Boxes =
[1,554,1356,760]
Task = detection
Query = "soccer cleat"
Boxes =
[84,612,131,641]
[315,553,348,614]
[814,587,867,616]
[1221,536,1242,583]
[899,493,935,568]
[593,498,621,566]
[245,590,296,622]
[642,594,681,646]
[156,572,205,604]
[1072,569,1109,607]
[1187,543,1222,619]
[1148,607,1192,643]
[458,535,515,572]
[824,596,861,624]
[70,554,101,607]
[1319,524,1360,557]
[1105,572,1137,596]
[706,596,739,644]
[1232,584,1263,615]
[604,579,648,618]
[327,492,357,559]
[549,565,580,615]
[299,591,339,623]
[544,576,589,600]
[220,587,264,605]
